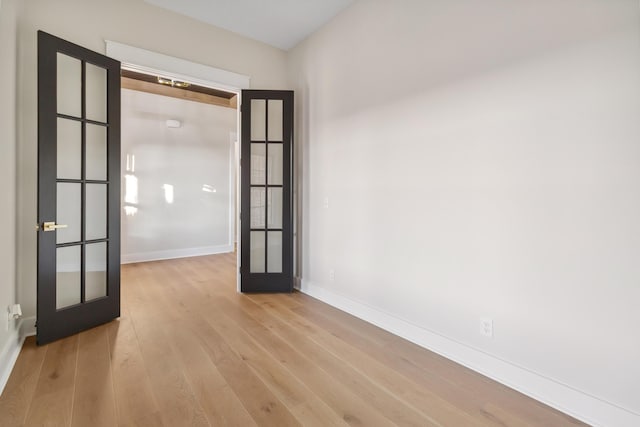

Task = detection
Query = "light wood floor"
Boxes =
[0,253,586,427]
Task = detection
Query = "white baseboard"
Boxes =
[0,316,34,396]
[20,316,36,338]
[298,280,639,427]
[121,244,234,264]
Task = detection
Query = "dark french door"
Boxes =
[37,31,121,345]
[240,90,294,292]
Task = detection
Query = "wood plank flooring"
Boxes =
[0,253,587,426]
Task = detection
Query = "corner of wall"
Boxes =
[298,280,640,427]
[0,0,21,398]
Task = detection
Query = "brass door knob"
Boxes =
[42,222,68,232]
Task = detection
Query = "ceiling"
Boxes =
[144,0,354,51]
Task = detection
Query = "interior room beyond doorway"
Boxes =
[120,71,239,265]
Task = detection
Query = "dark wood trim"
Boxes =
[121,77,236,109]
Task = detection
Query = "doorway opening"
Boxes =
[38,35,288,345]
[119,68,241,279]
[104,40,251,291]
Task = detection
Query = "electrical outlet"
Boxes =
[323,196,330,209]
[329,269,335,282]
[480,317,493,338]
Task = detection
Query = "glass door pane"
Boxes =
[86,124,107,180]
[267,188,282,229]
[86,184,107,240]
[267,231,282,273]
[57,118,81,179]
[250,188,266,228]
[251,99,266,141]
[251,143,266,184]
[56,53,81,117]
[267,100,283,142]
[85,242,107,301]
[267,144,283,185]
[56,183,81,244]
[56,245,81,309]
[85,63,107,122]
[250,231,265,273]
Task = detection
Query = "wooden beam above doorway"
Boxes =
[121,70,237,109]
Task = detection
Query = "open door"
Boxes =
[240,90,293,292]
[37,31,121,345]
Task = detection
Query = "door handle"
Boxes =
[42,222,68,232]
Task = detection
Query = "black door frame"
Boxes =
[37,31,121,345]
[240,90,294,292]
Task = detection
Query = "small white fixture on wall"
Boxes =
[166,119,181,128]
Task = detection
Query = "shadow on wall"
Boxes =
[295,0,640,122]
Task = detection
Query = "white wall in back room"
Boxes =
[121,89,237,263]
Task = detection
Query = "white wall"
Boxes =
[121,89,237,262]
[15,0,287,320]
[288,0,640,425]
[0,0,21,391]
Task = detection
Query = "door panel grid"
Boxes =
[241,91,293,291]
[38,31,120,344]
